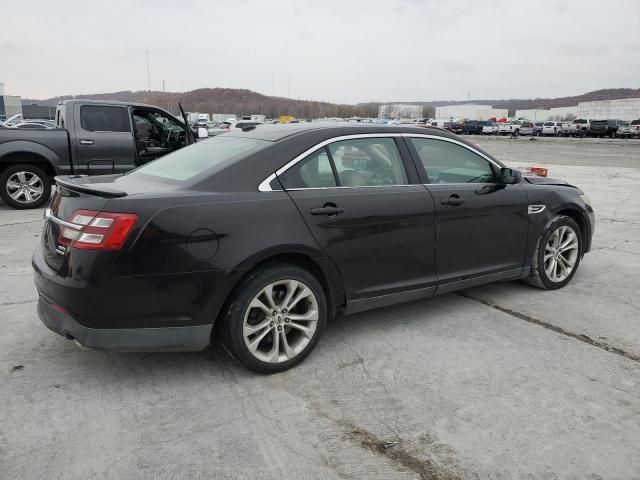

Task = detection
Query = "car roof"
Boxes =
[223,123,465,142]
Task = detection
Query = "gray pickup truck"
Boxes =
[0,99,193,209]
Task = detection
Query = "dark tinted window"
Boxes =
[80,105,131,132]
[279,148,336,189]
[631,120,640,125]
[410,138,496,184]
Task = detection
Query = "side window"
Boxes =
[327,138,407,187]
[279,148,337,189]
[80,105,131,133]
[410,138,497,184]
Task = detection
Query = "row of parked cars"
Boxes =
[435,118,640,138]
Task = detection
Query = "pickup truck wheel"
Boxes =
[0,164,52,209]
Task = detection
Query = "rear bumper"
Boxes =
[37,298,212,351]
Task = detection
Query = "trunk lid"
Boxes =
[42,173,177,271]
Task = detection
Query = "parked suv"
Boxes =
[519,121,536,136]
[482,122,499,135]
[542,121,562,136]
[462,120,489,135]
[629,119,640,138]
[590,119,625,138]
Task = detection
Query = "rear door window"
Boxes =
[279,148,337,189]
[80,105,131,132]
[279,137,408,189]
[328,138,408,187]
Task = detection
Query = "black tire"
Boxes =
[219,263,327,373]
[0,164,52,209]
[523,215,583,290]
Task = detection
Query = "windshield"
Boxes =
[127,136,269,182]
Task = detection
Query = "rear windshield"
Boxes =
[127,136,269,182]
[573,119,587,123]
[544,122,554,126]
[631,120,640,125]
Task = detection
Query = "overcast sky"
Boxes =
[2,0,639,103]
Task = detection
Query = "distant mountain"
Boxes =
[23,87,640,119]
[22,88,379,119]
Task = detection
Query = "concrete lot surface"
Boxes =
[1,137,639,479]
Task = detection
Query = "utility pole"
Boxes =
[287,76,290,98]
[146,50,151,91]
[162,79,165,92]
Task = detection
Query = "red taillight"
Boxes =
[58,209,138,251]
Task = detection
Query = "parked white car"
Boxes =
[481,122,499,135]
[629,119,640,138]
[542,121,562,136]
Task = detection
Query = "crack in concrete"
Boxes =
[459,292,640,363]
[0,299,37,307]
[0,219,43,227]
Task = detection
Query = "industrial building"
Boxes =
[435,104,508,121]
[515,109,551,121]
[378,104,423,120]
[577,98,640,121]
[0,83,23,121]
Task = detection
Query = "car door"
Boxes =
[406,136,529,289]
[278,135,437,306]
[74,104,136,174]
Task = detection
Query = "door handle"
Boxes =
[441,194,465,206]
[79,139,94,145]
[310,204,345,216]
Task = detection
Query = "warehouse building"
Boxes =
[435,104,507,121]
[515,108,551,121]
[0,83,23,121]
[577,98,640,121]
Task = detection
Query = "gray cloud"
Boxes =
[2,0,639,102]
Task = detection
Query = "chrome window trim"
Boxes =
[258,133,404,192]
[257,132,502,192]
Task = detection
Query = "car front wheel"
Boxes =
[524,215,582,290]
[220,264,327,373]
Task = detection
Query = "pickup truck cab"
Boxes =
[0,99,192,209]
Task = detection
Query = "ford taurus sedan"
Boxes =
[33,124,595,373]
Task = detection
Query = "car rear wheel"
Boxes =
[0,164,52,209]
[524,215,582,290]
[220,264,327,373]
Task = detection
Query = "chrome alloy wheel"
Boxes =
[243,279,319,363]
[544,225,579,282]
[6,171,44,204]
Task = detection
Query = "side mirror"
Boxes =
[500,167,521,184]
[197,127,209,139]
